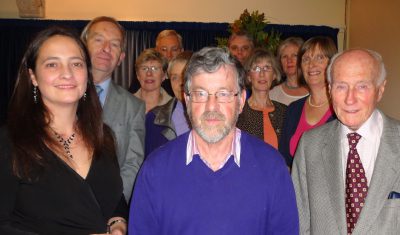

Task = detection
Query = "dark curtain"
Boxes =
[0,19,338,125]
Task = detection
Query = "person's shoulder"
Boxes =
[270,84,282,93]
[381,111,400,126]
[241,132,282,160]
[272,100,287,109]
[145,132,189,164]
[0,126,10,148]
[110,82,144,105]
[302,119,338,141]
[287,96,307,108]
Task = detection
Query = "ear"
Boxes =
[117,52,126,66]
[238,89,247,113]
[247,74,252,84]
[29,69,38,86]
[376,80,386,102]
[184,92,190,105]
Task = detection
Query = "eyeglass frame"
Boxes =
[301,54,328,65]
[249,65,273,73]
[138,66,162,73]
[186,89,240,103]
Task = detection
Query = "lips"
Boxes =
[55,84,76,89]
[308,71,321,76]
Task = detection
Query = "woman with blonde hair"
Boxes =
[134,48,172,113]
[237,48,287,149]
[270,37,309,105]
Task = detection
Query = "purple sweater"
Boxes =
[129,132,298,235]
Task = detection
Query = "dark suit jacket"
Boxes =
[103,81,145,202]
[292,111,400,234]
[279,96,336,167]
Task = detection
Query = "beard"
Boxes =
[187,102,240,144]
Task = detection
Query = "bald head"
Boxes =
[328,48,387,131]
[327,49,386,86]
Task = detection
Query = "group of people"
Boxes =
[0,15,399,235]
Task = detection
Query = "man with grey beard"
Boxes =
[129,47,298,235]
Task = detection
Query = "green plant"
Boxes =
[218,9,281,53]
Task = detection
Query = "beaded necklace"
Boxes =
[53,131,76,158]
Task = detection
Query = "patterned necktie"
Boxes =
[345,132,368,234]
[95,85,103,96]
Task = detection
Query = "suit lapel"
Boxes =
[353,114,400,234]
[321,120,347,234]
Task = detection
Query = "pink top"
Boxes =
[289,105,333,157]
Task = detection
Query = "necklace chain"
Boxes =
[308,95,328,108]
[284,81,299,89]
[53,131,76,158]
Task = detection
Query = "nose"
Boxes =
[102,41,111,53]
[146,69,153,76]
[204,94,219,111]
[167,50,173,60]
[61,64,73,79]
[345,87,356,105]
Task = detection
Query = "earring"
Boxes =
[83,92,87,101]
[33,86,38,104]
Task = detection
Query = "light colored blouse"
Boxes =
[270,84,309,106]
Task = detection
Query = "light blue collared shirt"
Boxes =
[186,128,242,170]
[96,78,112,107]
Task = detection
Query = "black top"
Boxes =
[0,129,128,235]
[237,100,287,142]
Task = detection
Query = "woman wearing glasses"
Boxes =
[279,36,337,168]
[134,49,172,113]
[237,48,287,149]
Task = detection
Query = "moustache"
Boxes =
[201,111,225,121]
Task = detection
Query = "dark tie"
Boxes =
[345,132,368,234]
[95,85,103,96]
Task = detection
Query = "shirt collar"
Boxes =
[186,128,242,167]
[96,78,112,106]
[340,109,383,141]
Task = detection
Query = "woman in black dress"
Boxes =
[0,26,127,234]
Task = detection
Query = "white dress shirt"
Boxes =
[340,110,383,186]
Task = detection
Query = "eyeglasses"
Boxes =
[250,65,273,73]
[301,54,327,65]
[188,90,239,103]
[229,45,251,52]
[160,46,181,53]
[139,66,162,73]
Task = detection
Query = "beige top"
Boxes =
[134,87,172,112]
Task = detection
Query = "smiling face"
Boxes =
[185,65,245,144]
[86,21,125,83]
[280,44,300,77]
[30,35,88,109]
[248,58,276,93]
[136,60,165,92]
[301,45,329,88]
[330,50,386,131]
